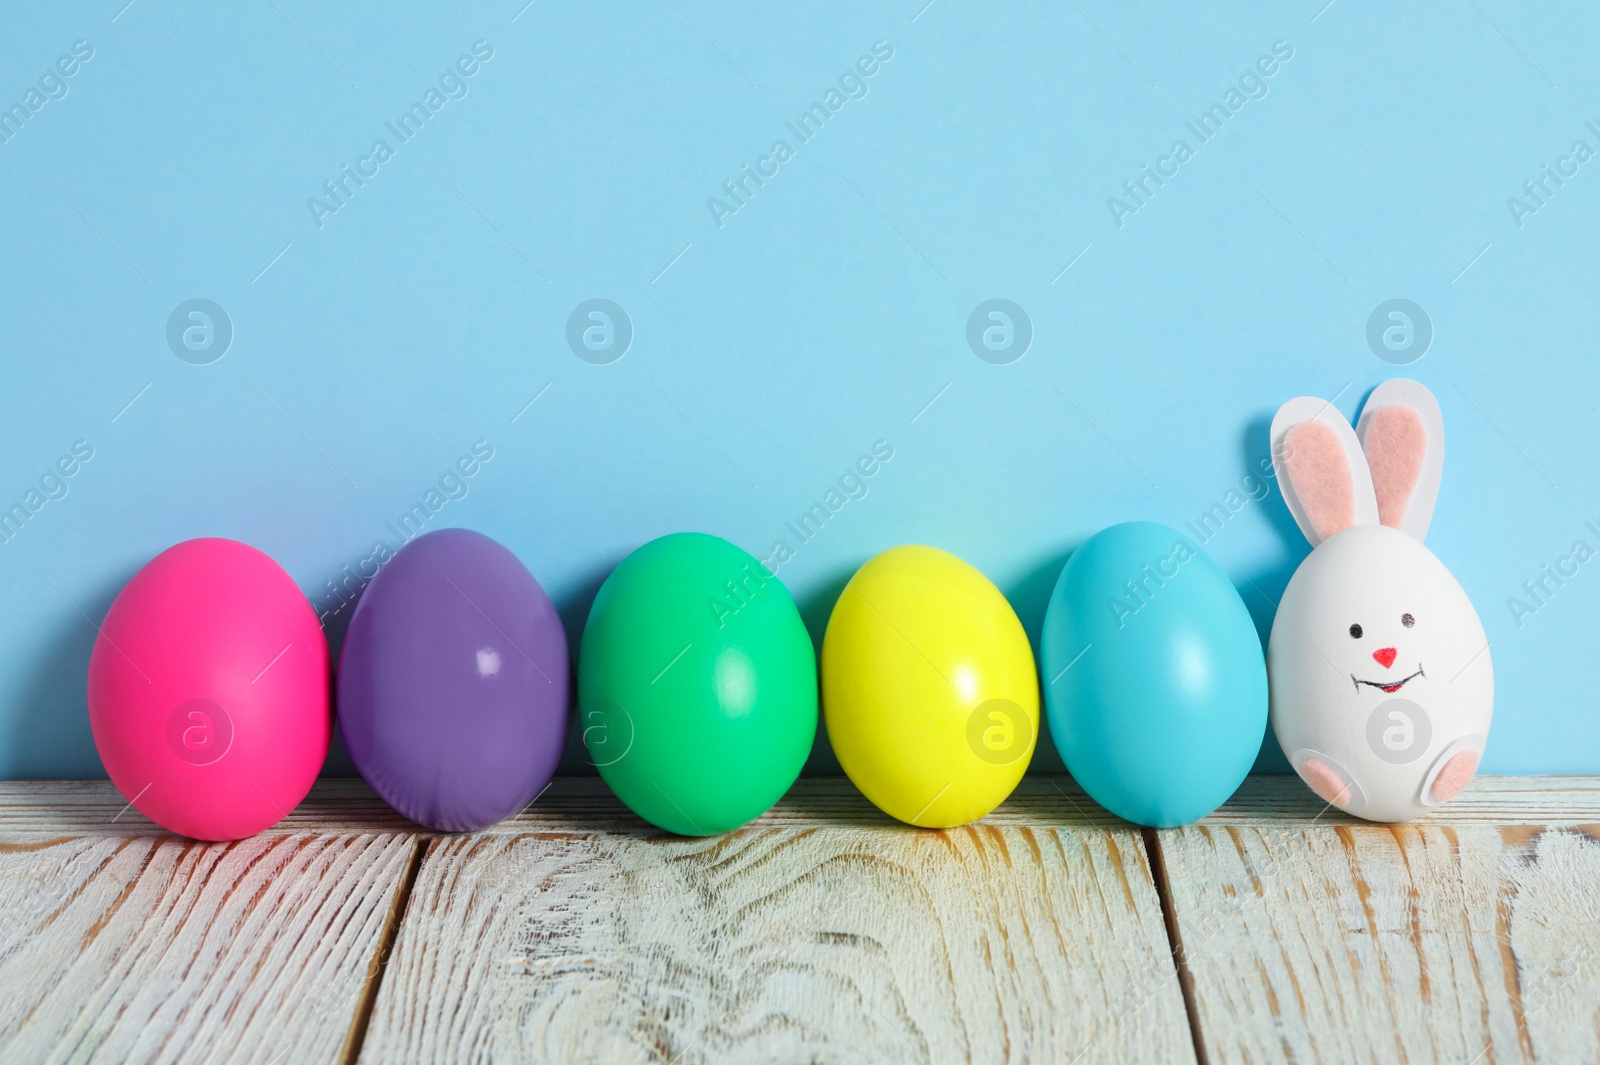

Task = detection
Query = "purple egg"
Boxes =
[337,528,569,830]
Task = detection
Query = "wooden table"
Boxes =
[3,776,1598,1063]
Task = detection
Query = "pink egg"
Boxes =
[88,538,330,840]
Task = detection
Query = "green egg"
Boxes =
[578,532,818,835]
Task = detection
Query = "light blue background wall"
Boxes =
[2,0,1595,779]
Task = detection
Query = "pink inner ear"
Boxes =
[1283,420,1354,541]
[1363,404,1426,531]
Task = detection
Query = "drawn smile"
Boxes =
[1352,666,1424,695]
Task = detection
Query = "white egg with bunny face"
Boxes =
[1267,380,1493,822]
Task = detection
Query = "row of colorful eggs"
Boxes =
[88,523,1266,841]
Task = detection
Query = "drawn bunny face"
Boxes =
[1267,380,1493,822]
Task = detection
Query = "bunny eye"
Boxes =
[1349,623,1363,639]
[1401,613,1415,628]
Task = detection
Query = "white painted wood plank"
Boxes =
[0,778,412,837]
[359,799,1194,1063]
[2,776,1593,835]
[1199,774,1600,825]
[7,777,1600,1063]
[1158,818,1600,1063]
[0,830,417,1064]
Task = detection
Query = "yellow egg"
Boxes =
[822,545,1038,827]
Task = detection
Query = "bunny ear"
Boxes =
[1355,379,1443,542]
[1271,396,1379,548]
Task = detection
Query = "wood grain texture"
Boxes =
[358,786,1195,1064]
[1158,816,1600,1063]
[4,775,1593,834]
[1199,774,1600,825]
[0,828,416,1064]
[0,778,415,837]
[6,777,1600,1063]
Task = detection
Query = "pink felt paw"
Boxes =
[1300,757,1353,807]
[1428,750,1479,803]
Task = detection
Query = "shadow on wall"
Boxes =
[315,536,616,779]
[16,556,369,781]
[24,430,1308,784]
[549,550,625,778]
[1005,544,1078,775]
[1243,387,1393,774]
[318,586,359,775]
[316,536,618,779]
[1240,411,1308,775]
[795,543,1079,778]
[796,560,854,775]
[292,481,1295,786]
[7,566,132,781]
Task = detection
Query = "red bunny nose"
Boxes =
[1372,647,1398,669]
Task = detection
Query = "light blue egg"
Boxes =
[1042,521,1266,827]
